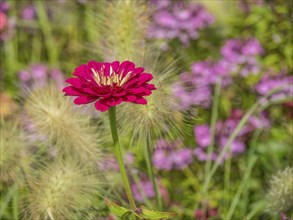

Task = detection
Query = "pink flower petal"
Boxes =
[95,100,110,112]
[74,96,97,105]
[145,84,156,90]
[132,67,145,75]
[129,87,152,95]
[139,73,153,82]
[134,97,147,104]
[63,86,84,96]
[123,95,137,102]
[66,78,82,87]
[104,97,123,106]
[111,61,120,72]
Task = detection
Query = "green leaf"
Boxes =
[134,206,177,219]
[104,198,132,217]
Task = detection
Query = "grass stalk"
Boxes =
[201,78,222,215]
[143,135,163,210]
[226,155,258,219]
[35,1,58,66]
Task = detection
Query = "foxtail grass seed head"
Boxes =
[24,84,103,163]
[27,158,103,220]
[0,121,31,184]
[266,167,293,215]
[117,52,185,143]
[95,0,150,61]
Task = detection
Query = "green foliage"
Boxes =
[105,198,177,219]
[229,2,292,72]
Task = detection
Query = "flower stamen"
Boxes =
[91,67,132,87]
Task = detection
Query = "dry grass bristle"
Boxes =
[0,121,31,184]
[24,84,104,164]
[26,158,103,220]
[266,167,293,215]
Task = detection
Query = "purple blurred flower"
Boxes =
[124,152,135,166]
[220,38,263,78]
[255,72,293,102]
[194,148,217,161]
[281,213,292,220]
[171,148,193,169]
[219,137,246,154]
[18,64,65,94]
[242,38,263,56]
[148,0,214,48]
[132,180,155,202]
[249,112,271,130]
[22,4,37,20]
[173,60,230,109]
[193,109,270,162]
[194,125,211,148]
[173,38,263,110]
[98,152,134,172]
[172,78,212,109]
[152,139,193,171]
[0,1,9,13]
[98,156,119,172]
[153,148,173,171]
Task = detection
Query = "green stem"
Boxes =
[202,87,282,194]
[132,170,154,209]
[202,100,260,193]
[205,78,222,175]
[241,129,261,216]
[226,156,257,219]
[182,167,199,192]
[224,149,231,211]
[200,79,221,215]
[108,106,136,210]
[143,135,162,210]
[35,1,58,66]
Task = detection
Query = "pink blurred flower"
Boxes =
[195,206,218,220]
[63,61,156,112]
[0,11,7,31]
[281,212,292,220]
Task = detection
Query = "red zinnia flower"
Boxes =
[63,60,156,112]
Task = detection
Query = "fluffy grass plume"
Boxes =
[96,0,150,61]
[266,167,293,215]
[117,50,185,143]
[0,121,31,184]
[26,158,103,220]
[24,84,103,163]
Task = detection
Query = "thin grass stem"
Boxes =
[201,78,221,215]
[143,135,163,210]
[35,1,58,66]
[226,156,258,219]
[202,87,284,196]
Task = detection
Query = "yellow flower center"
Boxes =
[91,67,132,87]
